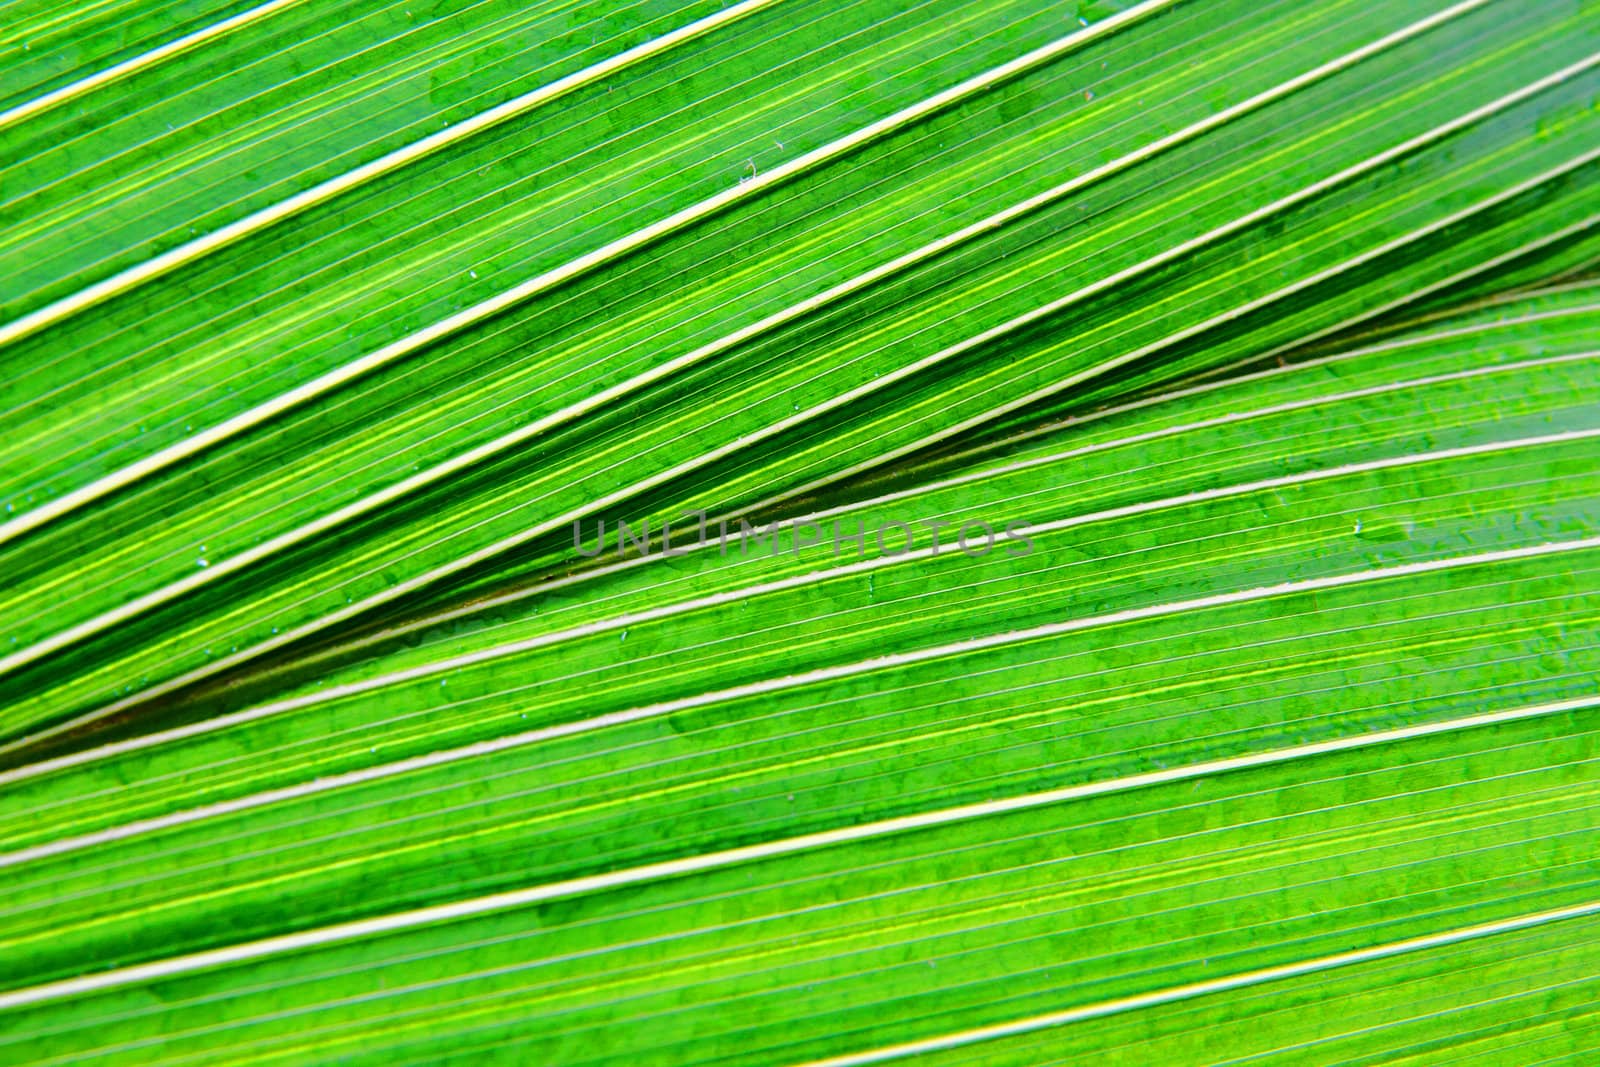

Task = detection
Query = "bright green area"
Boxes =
[0,0,1595,1061]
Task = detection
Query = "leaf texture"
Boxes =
[0,0,1597,1061]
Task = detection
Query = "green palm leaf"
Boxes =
[0,0,1596,1061]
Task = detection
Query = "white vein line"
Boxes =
[755,193,1600,519]
[417,0,1511,564]
[1056,218,1600,446]
[9,605,1581,938]
[932,298,1600,466]
[0,0,1178,546]
[145,427,1600,719]
[92,815,1600,1058]
[7,552,1589,898]
[1515,277,1600,301]
[0,2,1524,745]
[3,503,1596,865]
[3,404,1588,787]
[19,718,1593,1043]
[792,898,1600,1067]
[0,0,1365,456]
[1202,214,1600,384]
[252,332,1600,676]
[0,689,1592,1014]
[38,720,1596,1052]
[0,0,308,132]
[702,359,1600,551]
[741,65,1600,517]
[0,0,786,356]
[0,11,1224,756]
[0,0,602,226]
